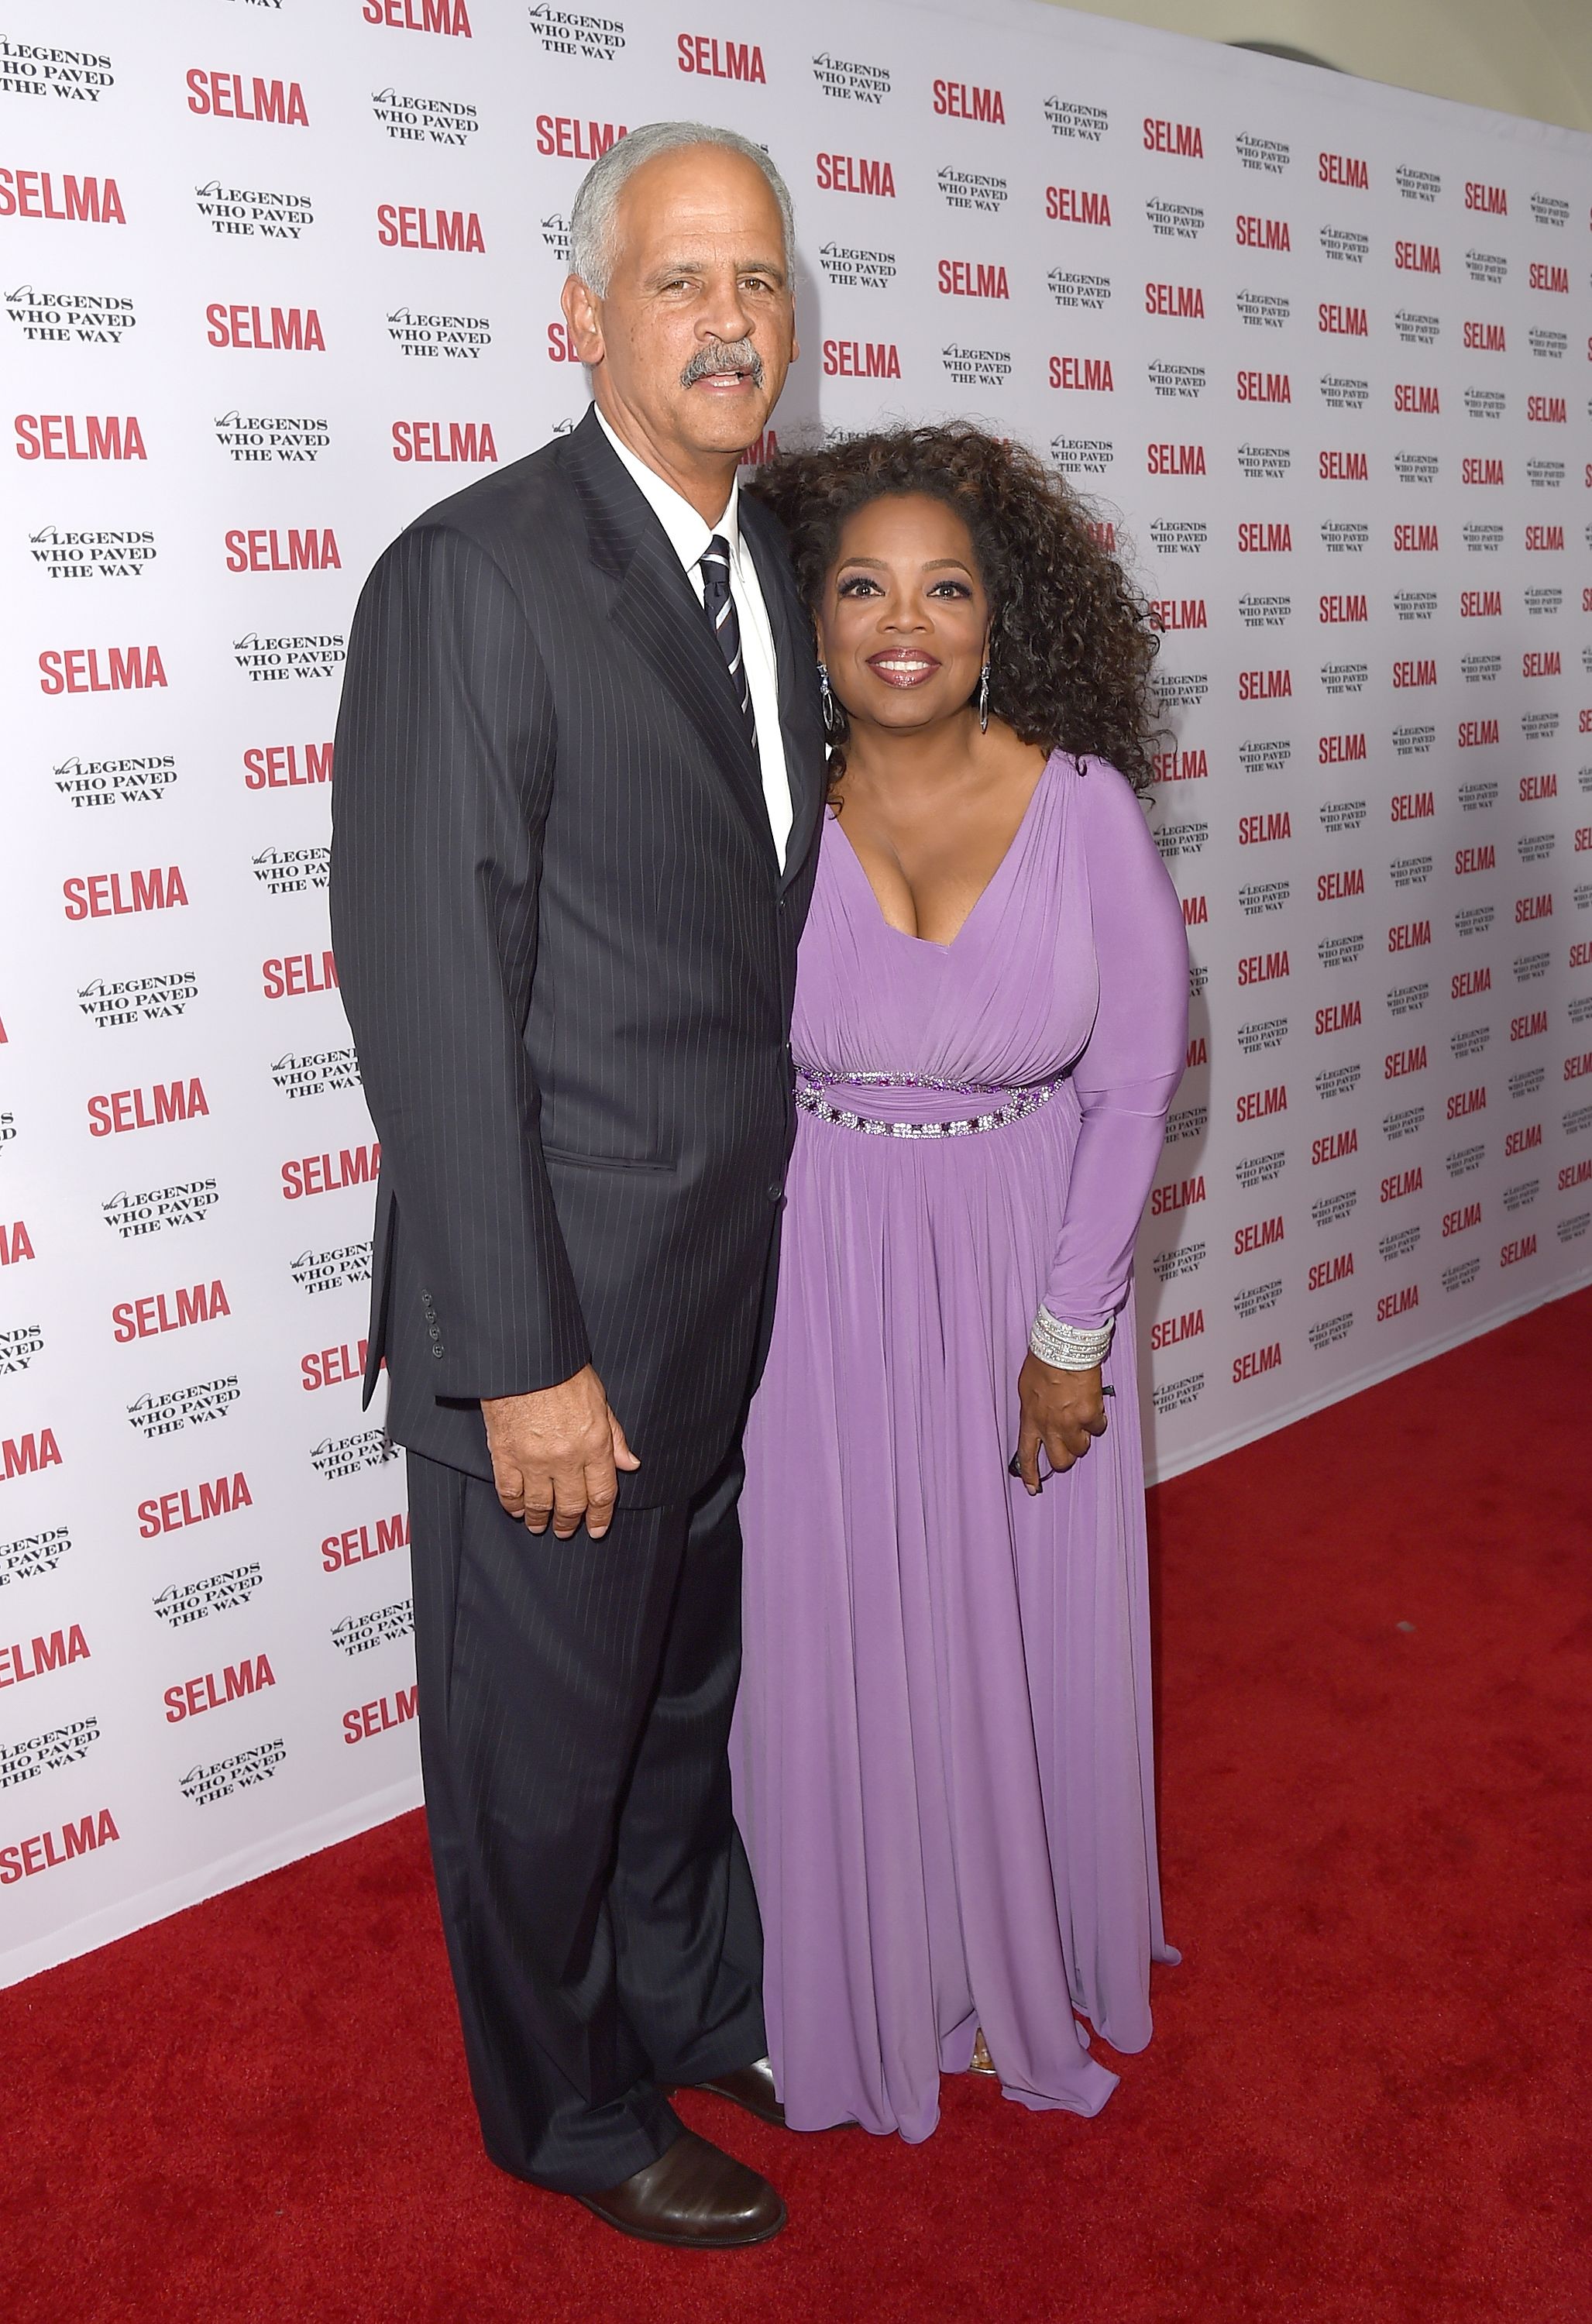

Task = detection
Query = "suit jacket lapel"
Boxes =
[740,497,826,895]
[558,411,776,869]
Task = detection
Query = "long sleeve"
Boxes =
[328,522,591,1400]
[1042,762,1189,1330]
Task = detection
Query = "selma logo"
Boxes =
[1524,526,1563,551]
[679,36,765,81]
[1150,1174,1205,1217]
[0,1222,34,1268]
[1442,1202,1482,1237]
[63,865,187,920]
[1465,180,1507,211]
[1318,868,1364,900]
[1237,951,1289,986]
[1394,659,1437,688]
[1394,524,1439,552]
[1144,118,1202,156]
[112,1279,229,1346]
[281,1142,380,1201]
[535,116,625,158]
[244,740,332,789]
[1394,240,1439,272]
[1237,370,1290,401]
[164,1654,274,1724]
[224,527,340,572]
[1453,966,1492,997]
[1321,593,1367,621]
[1387,920,1432,952]
[1394,383,1439,413]
[1319,151,1368,187]
[301,1339,372,1392]
[1238,810,1290,842]
[822,340,900,378]
[1528,263,1569,294]
[1236,214,1289,249]
[1321,451,1367,480]
[1319,304,1368,337]
[1386,1045,1427,1078]
[935,80,1003,122]
[2,1429,62,1483]
[1522,649,1560,677]
[185,69,308,125]
[1233,1342,1281,1384]
[1150,1308,1204,1351]
[0,1809,118,1886]
[816,153,895,197]
[0,169,125,225]
[139,1472,252,1540]
[1147,442,1204,474]
[1462,590,1501,617]
[1050,356,1113,391]
[88,1079,208,1139]
[1458,719,1499,748]
[345,1685,420,1745]
[1238,522,1291,551]
[1047,187,1109,224]
[363,0,473,29]
[393,418,497,467]
[322,1511,408,1571]
[1239,672,1290,703]
[39,642,165,694]
[1234,1215,1283,1254]
[1236,1085,1286,1124]
[1463,458,1504,485]
[938,263,1007,299]
[0,1625,89,1687]
[1510,1010,1549,1041]
[263,950,339,999]
[15,413,144,461]
[1308,1253,1354,1291]
[1148,598,1206,631]
[377,205,484,251]
[1527,397,1566,424]
[1147,282,1204,318]
[1377,1284,1419,1322]
[206,303,325,350]
[1455,844,1495,874]
[1463,321,1506,352]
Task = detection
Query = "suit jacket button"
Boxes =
[766,1181,782,1203]
[431,1343,445,1360]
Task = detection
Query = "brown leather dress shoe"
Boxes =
[687,2057,786,2128]
[575,2129,786,2250]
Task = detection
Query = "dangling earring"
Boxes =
[818,661,841,739]
[978,661,991,734]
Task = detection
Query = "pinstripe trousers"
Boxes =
[404,1445,768,2192]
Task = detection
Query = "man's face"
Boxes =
[562,145,797,476]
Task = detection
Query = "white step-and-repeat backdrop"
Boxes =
[2,0,1589,1984]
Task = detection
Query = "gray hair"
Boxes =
[568,120,796,297]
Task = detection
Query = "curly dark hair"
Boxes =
[748,422,1164,794]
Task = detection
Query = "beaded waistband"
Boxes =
[794,1074,1061,1140]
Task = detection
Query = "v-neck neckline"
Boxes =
[826,753,1057,953]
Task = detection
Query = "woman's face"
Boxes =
[817,493,990,738]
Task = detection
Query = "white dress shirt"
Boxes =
[596,407,793,869]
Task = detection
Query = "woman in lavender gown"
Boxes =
[732,427,1188,2142]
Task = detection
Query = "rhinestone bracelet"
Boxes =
[1029,1307,1114,1370]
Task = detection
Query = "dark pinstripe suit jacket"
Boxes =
[329,409,826,1508]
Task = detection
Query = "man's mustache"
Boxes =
[680,339,765,390]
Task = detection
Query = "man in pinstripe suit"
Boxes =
[329,125,824,2247]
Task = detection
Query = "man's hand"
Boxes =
[482,1366,640,1541]
[1014,1353,1108,1494]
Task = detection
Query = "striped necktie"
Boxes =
[700,533,758,759]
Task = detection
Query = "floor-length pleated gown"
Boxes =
[731,751,1189,2141]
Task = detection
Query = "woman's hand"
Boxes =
[1013,1353,1109,1493]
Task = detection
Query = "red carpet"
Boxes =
[4,1290,1588,2324]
